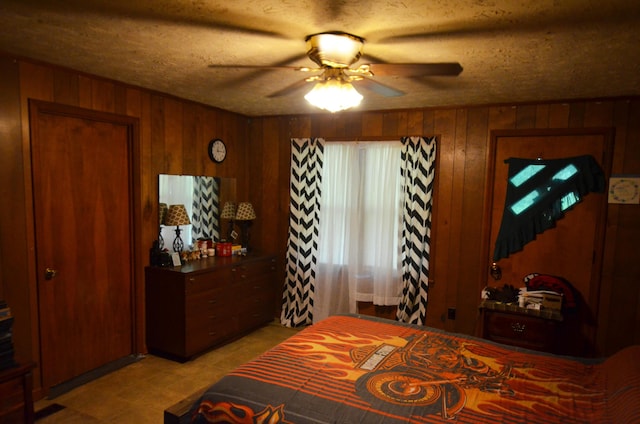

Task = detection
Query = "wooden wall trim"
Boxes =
[249,99,640,356]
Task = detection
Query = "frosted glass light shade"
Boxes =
[304,79,363,113]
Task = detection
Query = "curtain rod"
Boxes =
[318,135,428,142]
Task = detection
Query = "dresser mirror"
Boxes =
[159,174,236,250]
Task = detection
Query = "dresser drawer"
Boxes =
[186,315,238,355]
[482,310,559,352]
[0,376,24,413]
[187,288,236,317]
[233,258,276,281]
[146,254,277,361]
[186,268,234,295]
[0,362,34,424]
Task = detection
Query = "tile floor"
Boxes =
[33,320,300,423]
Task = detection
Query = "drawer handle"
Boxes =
[511,322,526,333]
[208,300,216,304]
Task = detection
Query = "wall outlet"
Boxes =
[447,307,456,320]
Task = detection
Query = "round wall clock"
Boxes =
[208,138,227,163]
[609,177,639,204]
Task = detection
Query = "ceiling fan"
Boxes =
[209,31,463,110]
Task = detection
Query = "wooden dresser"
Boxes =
[145,253,277,361]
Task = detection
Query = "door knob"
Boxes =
[45,268,58,280]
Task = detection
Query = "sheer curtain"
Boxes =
[314,141,403,322]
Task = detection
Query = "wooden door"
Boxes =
[483,129,612,355]
[30,101,135,390]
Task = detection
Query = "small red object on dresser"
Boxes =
[216,242,232,257]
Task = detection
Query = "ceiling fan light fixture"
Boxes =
[304,78,363,113]
[306,32,364,68]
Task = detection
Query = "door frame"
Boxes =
[28,99,142,391]
[480,127,614,324]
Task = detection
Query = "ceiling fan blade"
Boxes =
[208,64,309,71]
[366,63,463,77]
[356,78,405,97]
[209,53,314,88]
[267,79,313,98]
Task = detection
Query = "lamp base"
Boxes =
[173,227,184,253]
[239,221,252,252]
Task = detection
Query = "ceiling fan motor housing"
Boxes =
[305,31,364,68]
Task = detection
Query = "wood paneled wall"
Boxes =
[248,101,640,356]
[1,52,638,388]
[0,55,249,393]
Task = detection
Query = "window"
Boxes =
[313,141,403,321]
[509,164,580,215]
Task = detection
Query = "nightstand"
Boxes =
[479,301,563,354]
[0,361,35,424]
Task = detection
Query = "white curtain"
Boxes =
[314,141,403,323]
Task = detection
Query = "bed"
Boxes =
[170,314,640,423]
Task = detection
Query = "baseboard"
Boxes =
[47,354,143,399]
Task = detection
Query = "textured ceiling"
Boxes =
[1,0,639,116]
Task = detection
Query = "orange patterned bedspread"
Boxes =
[190,315,640,423]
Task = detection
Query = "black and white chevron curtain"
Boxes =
[281,138,324,327]
[191,176,219,241]
[396,136,436,325]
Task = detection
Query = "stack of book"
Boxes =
[518,289,563,311]
[232,245,246,255]
[0,300,16,370]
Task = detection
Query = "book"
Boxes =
[518,289,563,311]
[0,316,14,334]
[0,306,11,319]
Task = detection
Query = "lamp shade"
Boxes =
[164,204,191,226]
[159,203,168,224]
[220,202,237,219]
[235,202,256,221]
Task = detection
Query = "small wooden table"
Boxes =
[0,361,35,424]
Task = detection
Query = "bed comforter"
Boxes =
[188,314,640,423]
